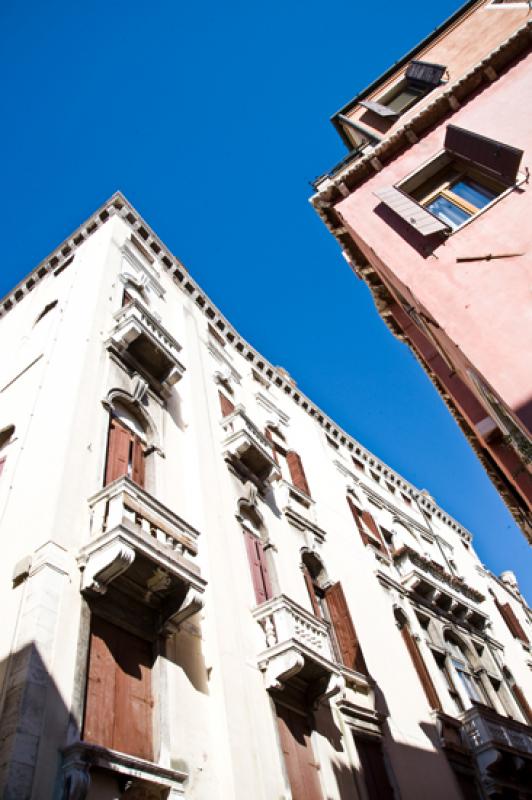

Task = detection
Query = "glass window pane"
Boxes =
[386,88,421,113]
[426,195,470,228]
[451,179,498,209]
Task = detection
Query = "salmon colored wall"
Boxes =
[336,50,532,433]
[345,0,530,136]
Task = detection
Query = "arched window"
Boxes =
[104,403,147,488]
[442,631,490,710]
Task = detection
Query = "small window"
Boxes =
[352,456,365,472]
[34,300,58,326]
[373,61,446,118]
[401,493,412,506]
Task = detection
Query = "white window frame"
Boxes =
[396,149,526,235]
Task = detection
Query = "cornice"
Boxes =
[0,191,477,544]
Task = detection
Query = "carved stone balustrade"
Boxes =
[393,546,488,630]
[108,298,185,395]
[221,407,280,483]
[461,705,532,797]
[62,742,187,800]
[78,477,206,637]
[252,595,344,703]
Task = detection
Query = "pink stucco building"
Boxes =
[312,0,532,543]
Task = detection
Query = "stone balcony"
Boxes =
[461,704,532,796]
[393,546,488,630]
[79,477,206,637]
[108,298,185,395]
[221,407,280,484]
[252,595,344,702]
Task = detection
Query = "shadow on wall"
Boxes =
[0,642,77,800]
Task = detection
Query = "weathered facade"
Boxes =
[311,0,532,543]
[0,194,531,799]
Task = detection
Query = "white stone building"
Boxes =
[0,193,530,800]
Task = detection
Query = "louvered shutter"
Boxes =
[325,582,367,674]
[286,451,311,496]
[400,625,441,710]
[131,435,145,488]
[375,186,449,235]
[218,391,235,417]
[243,530,272,604]
[264,427,279,464]
[303,565,322,619]
[445,125,523,184]
[406,60,446,88]
[84,617,154,761]
[276,704,323,800]
[495,598,529,643]
[347,497,370,546]
[359,99,399,119]
[105,419,132,485]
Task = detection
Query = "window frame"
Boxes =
[396,149,525,234]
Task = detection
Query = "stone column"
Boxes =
[0,541,70,799]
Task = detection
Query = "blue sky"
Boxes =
[1,0,530,599]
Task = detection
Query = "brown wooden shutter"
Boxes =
[286,451,311,496]
[84,616,153,761]
[276,704,323,800]
[303,565,322,619]
[495,598,529,643]
[105,419,132,485]
[347,498,387,553]
[325,582,367,674]
[264,427,279,465]
[512,683,532,725]
[347,497,370,546]
[218,391,235,417]
[406,60,445,88]
[374,186,449,236]
[353,735,395,800]
[444,125,523,184]
[400,625,441,710]
[243,530,272,605]
[360,510,387,553]
[131,436,145,488]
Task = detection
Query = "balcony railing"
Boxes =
[108,298,185,393]
[221,407,279,483]
[252,595,343,700]
[462,704,532,756]
[78,477,206,635]
[393,546,487,629]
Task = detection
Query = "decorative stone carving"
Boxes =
[80,537,135,595]
[264,650,305,691]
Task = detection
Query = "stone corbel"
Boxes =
[80,539,135,595]
[161,587,204,636]
[62,761,91,800]
[263,649,305,692]
[162,365,184,392]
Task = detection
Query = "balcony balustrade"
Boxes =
[108,298,185,395]
[461,704,532,796]
[78,477,206,636]
[221,407,280,483]
[393,546,487,629]
[252,595,344,701]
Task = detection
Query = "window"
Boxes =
[218,390,235,418]
[353,735,395,800]
[395,609,440,710]
[375,125,523,237]
[105,410,147,488]
[267,432,311,498]
[275,703,323,800]
[365,60,446,120]
[346,497,388,553]
[243,529,273,605]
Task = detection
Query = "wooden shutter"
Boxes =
[325,582,367,674]
[354,735,394,800]
[400,625,441,710]
[495,598,529,643]
[375,186,449,235]
[444,125,523,184]
[105,419,132,485]
[347,498,386,552]
[359,99,399,119]
[84,617,153,761]
[406,60,445,88]
[264,427,279,465]
[243,530,272,605]
[276,704,323,800]
[218,391,235,417]
[347,497,370,546]
[286,451,311,497]
[303,565,322,619]
[131,436,145,488]
[512,683,532,725]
